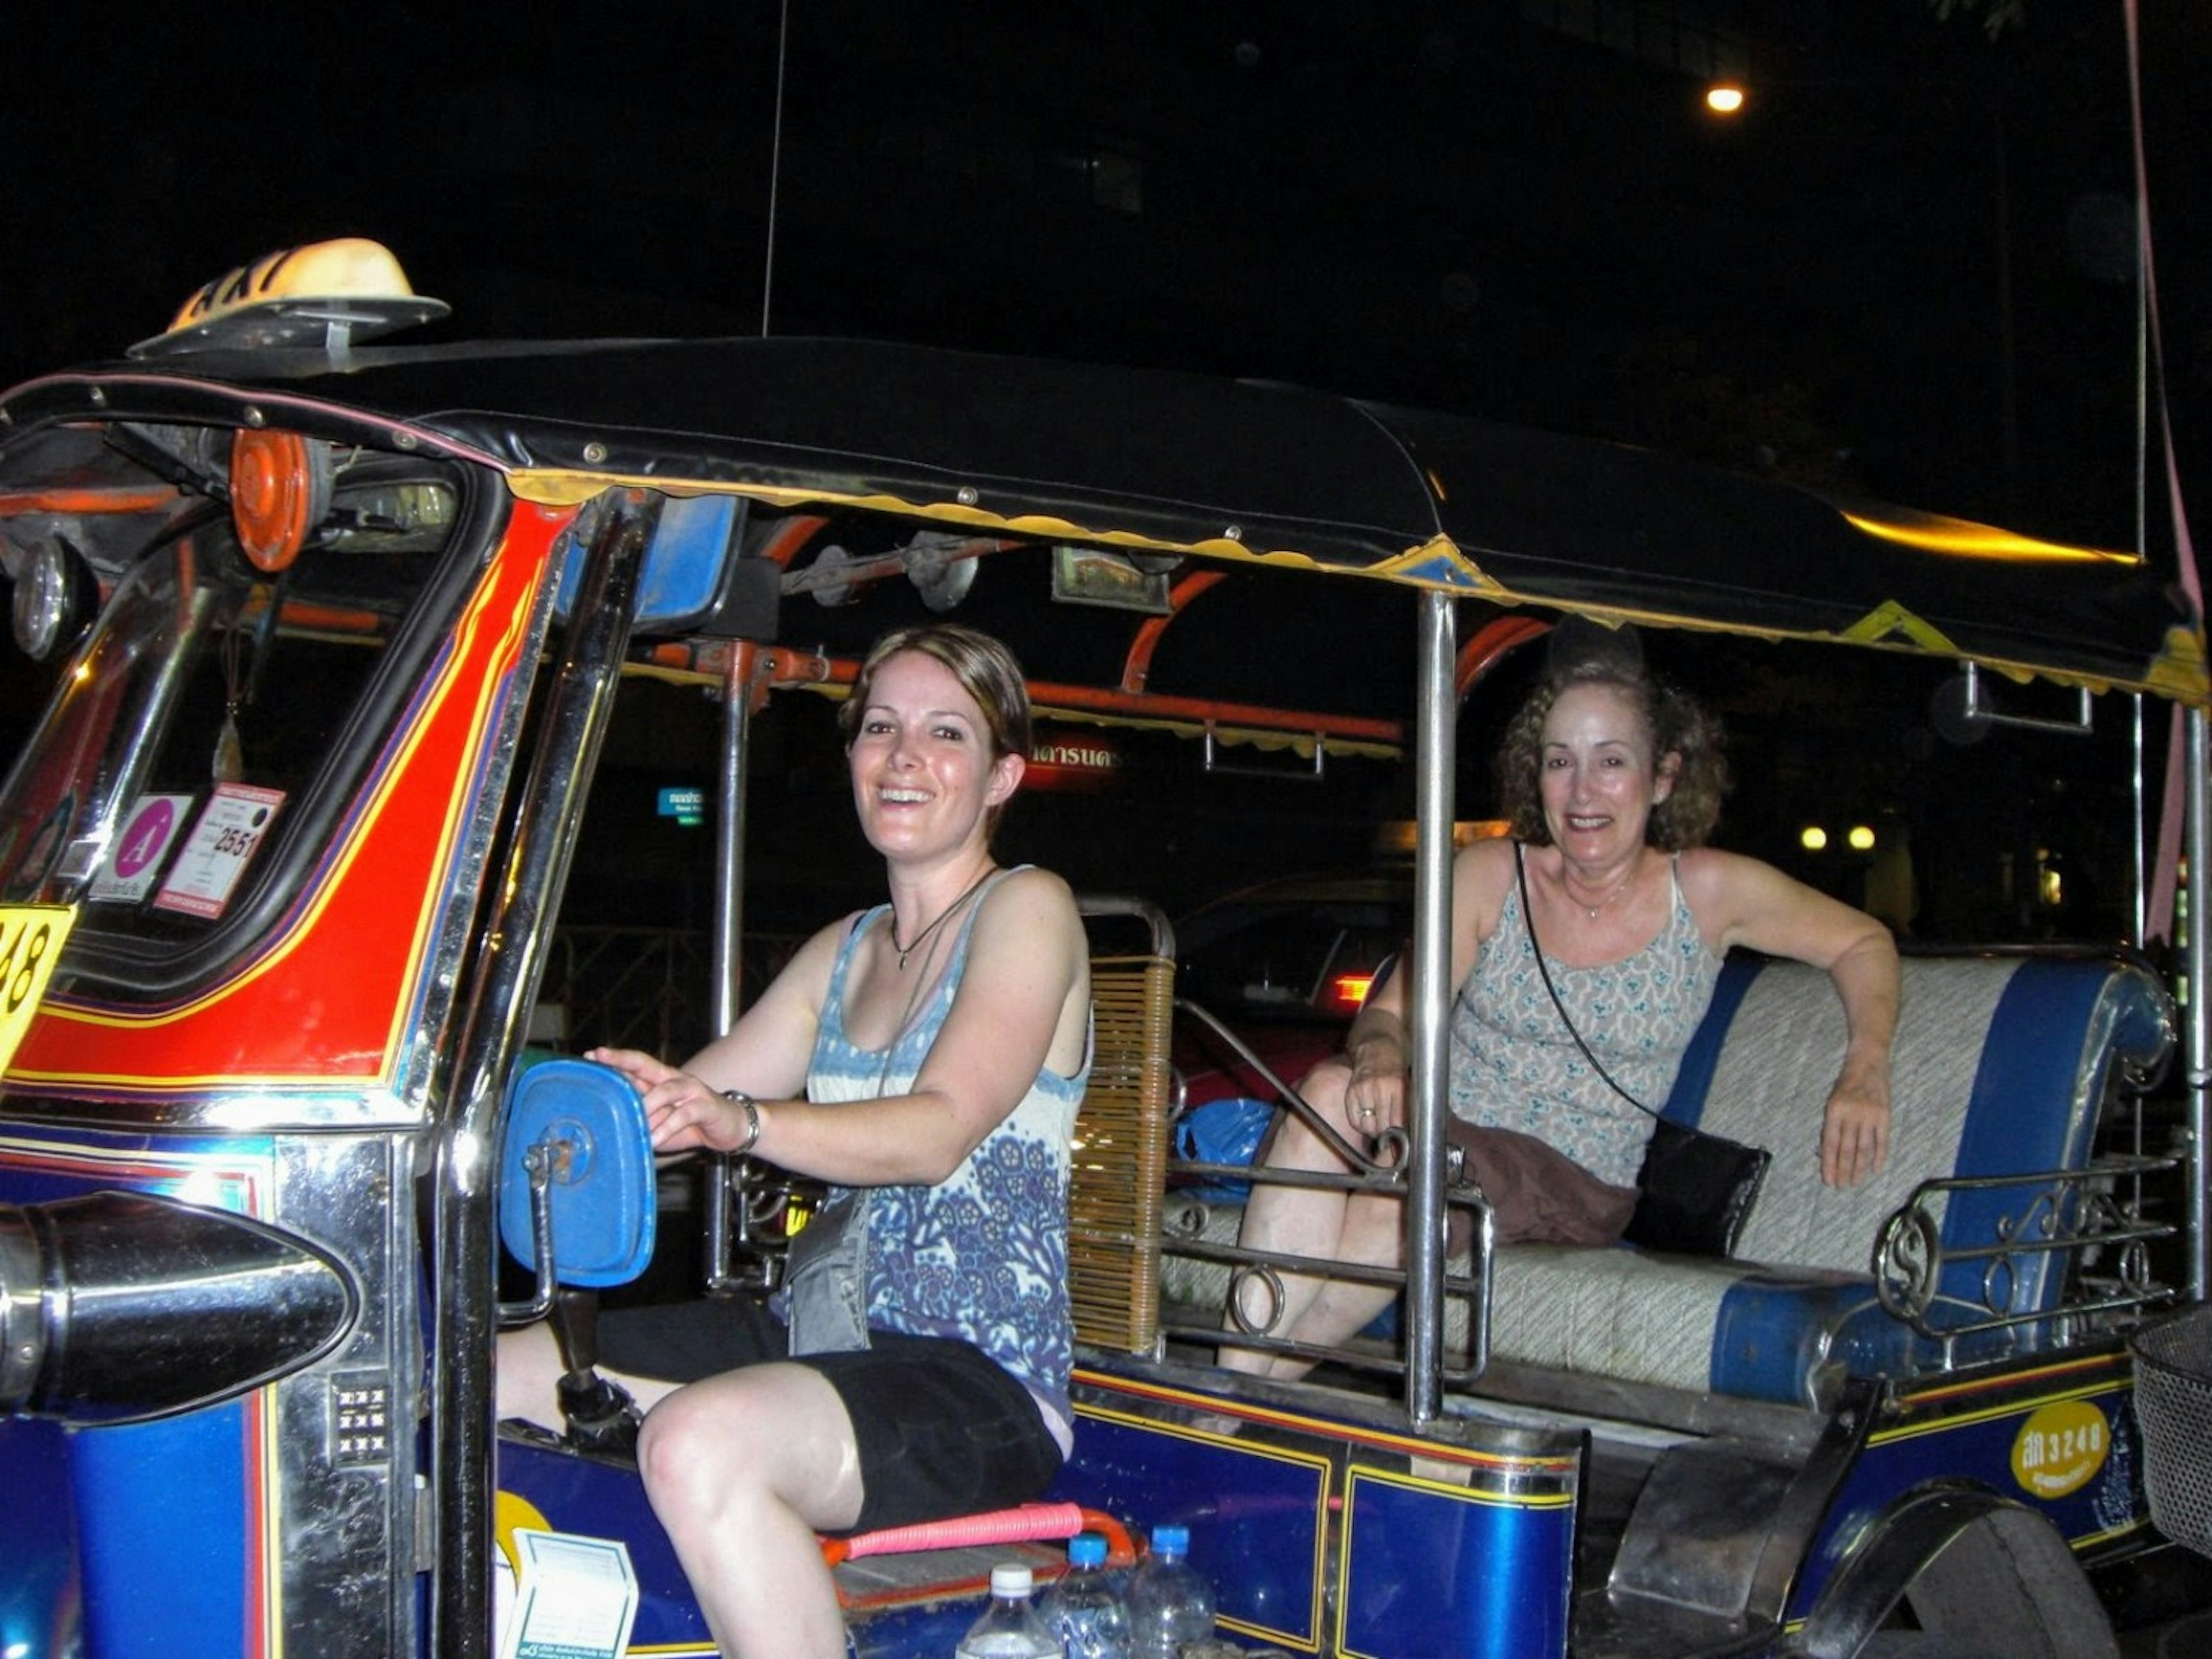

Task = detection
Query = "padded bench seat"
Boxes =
[1164,951,2172,1408]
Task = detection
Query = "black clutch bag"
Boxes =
[1620,1116,1770,1257]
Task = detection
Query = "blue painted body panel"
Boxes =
[74,1411,253,1657]
[0,1420,79,1659]
[0,1128,277,1658]
[497,1366,1582,1659]
[1340,1467,1574,1658]
[1048,1410,1335,1651]
[1790,1361,2146,1623]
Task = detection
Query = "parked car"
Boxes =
[1172,868,1410,1111]
[1171,835,1504,1109]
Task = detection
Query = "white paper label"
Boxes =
[153,783,285,920]
[497,1529,640,1659]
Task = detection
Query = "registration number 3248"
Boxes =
[0,905,77,1073]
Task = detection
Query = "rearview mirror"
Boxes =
[549,491,780,637]
[499,1059,657,1293]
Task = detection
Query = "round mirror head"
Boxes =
[10,537,96,662]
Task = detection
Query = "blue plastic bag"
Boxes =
[1172,1096,1277,1202]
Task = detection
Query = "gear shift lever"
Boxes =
[551,1287,639,1452]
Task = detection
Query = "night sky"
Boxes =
[5,2,2204,554]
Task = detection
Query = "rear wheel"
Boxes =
[1801,1494,2119,1659]
[1895,1507,2117,1659]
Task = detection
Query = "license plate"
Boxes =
[0,905,76,1073]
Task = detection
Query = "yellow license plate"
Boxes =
[0,905,76,1073]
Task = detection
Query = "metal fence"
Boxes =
[536,926,807,1056]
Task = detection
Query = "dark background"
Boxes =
[6,2,2203,539]
[3,0,2206,938]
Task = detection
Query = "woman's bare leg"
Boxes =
[1221,1059,1402,1380]
[637,1363,866,1659]
[494,1330,857,1656]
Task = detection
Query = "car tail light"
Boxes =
[1320,972,1376,1017]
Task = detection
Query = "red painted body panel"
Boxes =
[9,500,571,1094]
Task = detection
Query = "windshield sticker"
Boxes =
[91,793,196,903]
[153,784,286,921]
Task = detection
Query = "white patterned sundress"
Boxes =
[1446,853,1724,1189]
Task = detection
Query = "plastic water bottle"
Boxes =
[956,1563,1065,1658]
[1124,1524,1215,1659]
[1038,1532,1131,1659]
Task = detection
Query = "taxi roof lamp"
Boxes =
[0,1191,357,1426]
[551,493,779,639]
[498,1059,657,1306]
[127,237,450,365]
[7,533,98,661]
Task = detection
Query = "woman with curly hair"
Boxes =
[1224,622,1897,1379]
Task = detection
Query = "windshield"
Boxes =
[0,448,478,993]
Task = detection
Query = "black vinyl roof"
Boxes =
[8,334,2202,703]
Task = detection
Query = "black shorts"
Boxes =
[597,1297,1065,1535]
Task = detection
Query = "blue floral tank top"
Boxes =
[807,868,1088,1419]
[1447,852,1722,1188]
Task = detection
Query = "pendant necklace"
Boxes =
[1563,861,1638,921]
[891,865,996,971]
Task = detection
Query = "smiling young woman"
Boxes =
[496,623,1092,1659]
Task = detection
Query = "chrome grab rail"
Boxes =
[1872,1152,2180,1361]
[1154,990,1494,1388]
[1155,1171,1494,1386]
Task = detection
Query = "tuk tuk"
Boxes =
[2,239,2207,1657]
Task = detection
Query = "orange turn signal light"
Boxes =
[229,430,329,573]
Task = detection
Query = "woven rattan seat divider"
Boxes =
[1066,950,1173,1353]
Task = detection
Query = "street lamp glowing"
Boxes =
[1706,83,1747,116]
[1848,825,1876,852]
[1801,826,1828,852]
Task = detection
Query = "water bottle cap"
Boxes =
[1067,1532,1109,1568]
[1149,1523,1190,1556]
[990,1564,1034,1597]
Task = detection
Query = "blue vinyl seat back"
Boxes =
[1484,951,2171,1406]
